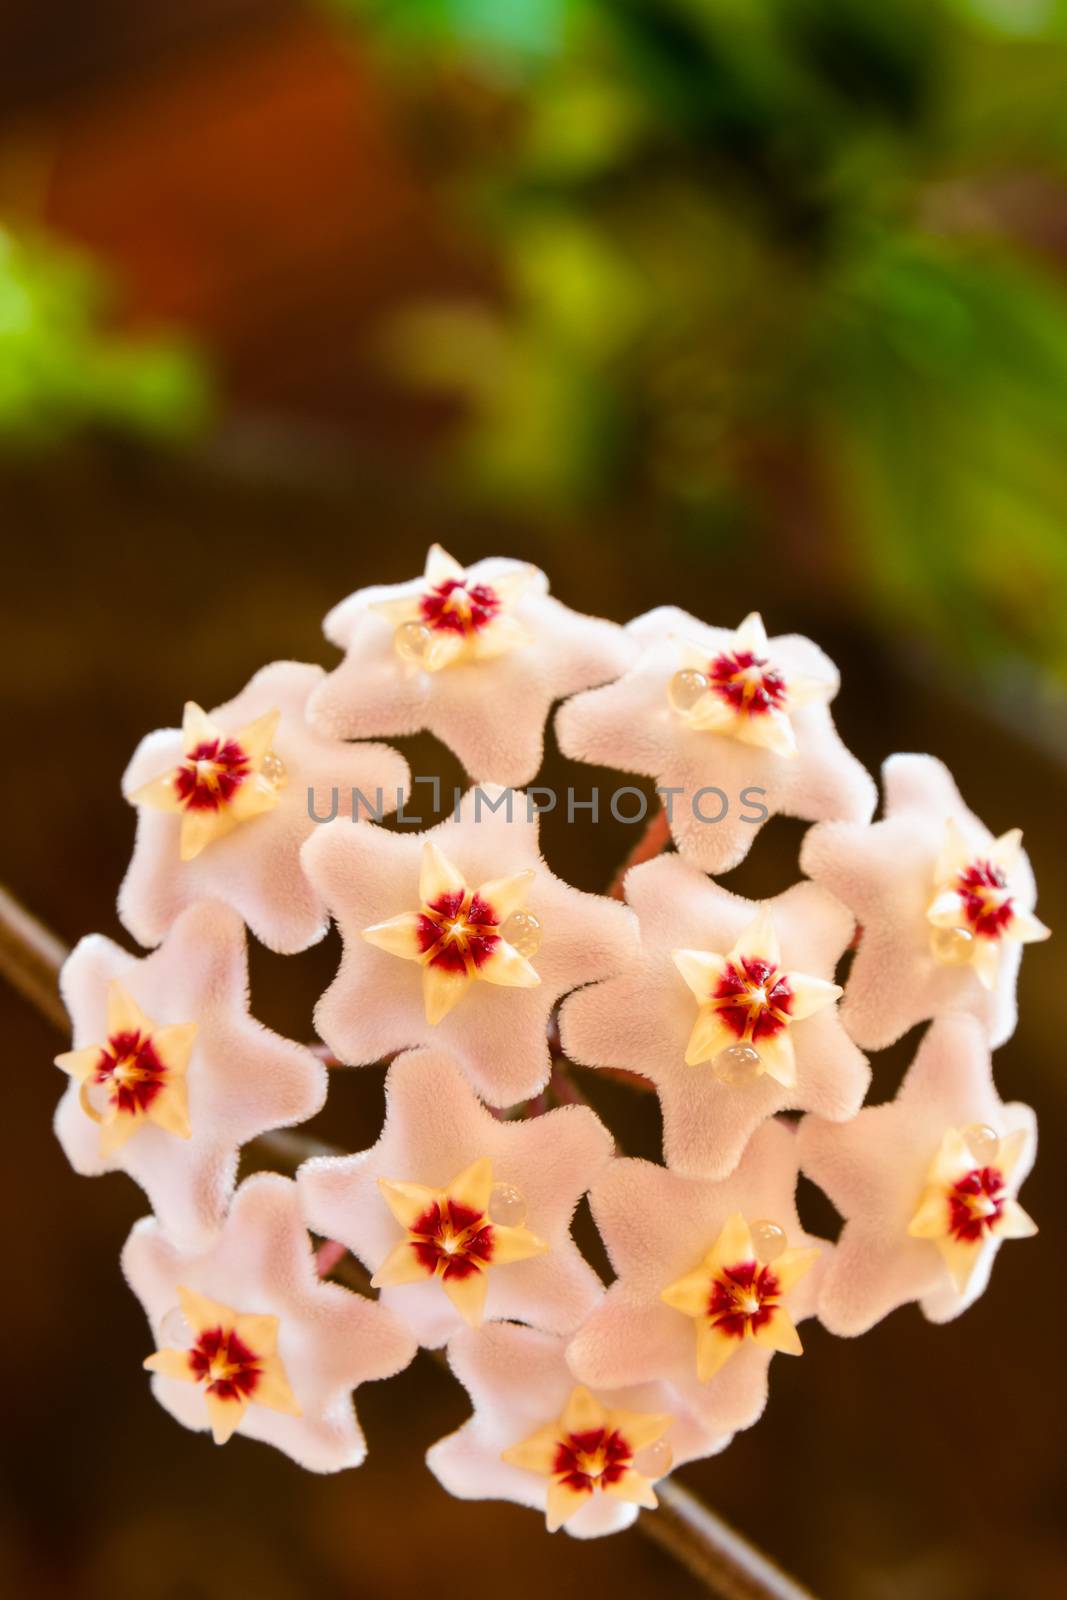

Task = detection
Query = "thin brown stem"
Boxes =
[2,880,817,1600]
[607,804,672,900]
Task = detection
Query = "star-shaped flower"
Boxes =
[54,901,328,1247]
[560,855,869,1178]
[801,753,1050,1049]
[797,1013,1037,1333]
[120,660,410,954]
[301,787,638,1106]
[566,1122,827,1439]
[123,1174,416,1470]
[305,545,633,787]
[144,1284,300,1445]
[56,983,196,1157]
[298,1047,612,1346]
[556,607,874,874]
[428,1324,726,1539]
[362,839,541,1026]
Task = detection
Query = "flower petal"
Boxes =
[784,973,842,1021]
[362,911,426,962]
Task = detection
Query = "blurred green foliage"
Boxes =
[0,224,210,446]
[339,0,1067,680]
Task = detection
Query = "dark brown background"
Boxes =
[1,4,1063,1597]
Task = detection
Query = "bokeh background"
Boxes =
[2,2,1066,1596]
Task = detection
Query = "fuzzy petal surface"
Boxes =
[298,1048,612,1346]
[561,855,868,1178]
[567,1122,827,1440]
[797,1014,1037,1333]
[556,607,874,874]
[801,754,1048,1049]
[120,661,410,954]
[308,555,633,787]
[122,1174,416,1470]
[55,902,327,1247]
[302,787,638,1105]
[428,1323,726,1539]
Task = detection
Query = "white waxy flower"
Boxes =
[54,901,327,1247]
[120,660,410,954]
[301,786,637,1106]
[556,607,874,874]
[124,1174,416,1470]
[298,1048,612,1347]
[798,1014,1037,1333]
[567,1122,827,1440]
[428,1324,727,1538]
[802,753,1050,1049]
[306,545,633,787]
[561,855,867,1178]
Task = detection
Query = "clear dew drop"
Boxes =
[500,910,542,959]
[394,620,435,665]
[963,1123,1001,1165]
[712,1043,762,1086]
[488,1182,528,1228]
[79,1075,111,1122]
[158,1306,194,1348]
[633,1438,674,1479]
[261,750,287,789]
[667,668,710,715]
[930,924,975,965]
[749,1219,788,1261]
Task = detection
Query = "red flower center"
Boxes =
[420,578,501,637]
[417,890,502,975]
[707,649,787,717]
[947,1166,1006,1243]
[553,1427,633,1495]
[707,1259,781,1339]
[955,860,1014,940]
[94,1029,167,1116]
[188,1326,263,1402]
[174,738,251,812]
[407,1199,496,1280]
[713,957,793,1042]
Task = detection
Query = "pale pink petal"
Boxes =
[308,556,633,787]
[298,1048,612,1347]
[802,753,1046,1049]
[302,788,637,1107]
[54,902,327,1249]
[798,1014,1037,1333]
[556,607,874,874]
[121,1174,416,1471]
[119,661,410,954]
[567,1123,828,1440]
[560,856,868,1178]
[428,1323,726,1539]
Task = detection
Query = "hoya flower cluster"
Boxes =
[54,546,1047,1535]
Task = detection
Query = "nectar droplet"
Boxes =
[668,668,710,715]
[158,1306,194,1348]
[78,1075,111,1123]
[488,1182,528,1228]
[500,910,542,959]
[395,620,435,665]
[749,1219,788,1261]
[712,1043,762,1086]
[930,925,974,965]
[963,1123,1000,1165]
[261,750,287,789]
[633,1438,673,1479]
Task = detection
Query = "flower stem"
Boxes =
[607,803,672,900]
